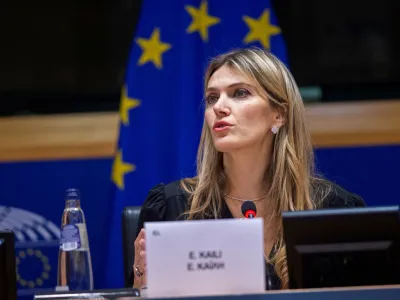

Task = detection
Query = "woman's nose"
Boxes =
[213,96,230,116]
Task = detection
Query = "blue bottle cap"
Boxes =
[65,188,80,200]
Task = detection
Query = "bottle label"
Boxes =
[60,224,81,251]
[60,223,89,251]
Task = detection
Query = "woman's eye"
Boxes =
[206,95,218,104]
[234,89,250,98]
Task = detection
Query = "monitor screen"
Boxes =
[0,230,17,300]
[282,206,400,289]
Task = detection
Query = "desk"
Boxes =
[34,285,400,300]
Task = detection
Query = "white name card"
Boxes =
[145,218,265,298]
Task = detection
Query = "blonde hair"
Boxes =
[181,48,330,289]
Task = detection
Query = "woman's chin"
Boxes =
[213,139,241,153]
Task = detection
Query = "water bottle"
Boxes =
[56,188,94,291]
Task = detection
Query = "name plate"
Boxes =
[145,218,265,297]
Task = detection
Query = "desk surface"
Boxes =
[34,285,400,300]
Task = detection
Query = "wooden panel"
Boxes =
[0,100,399,162]
[307,100,400,148]
[0,112,119,162]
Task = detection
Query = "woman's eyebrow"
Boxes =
[206,82,254,92]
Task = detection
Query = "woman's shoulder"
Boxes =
[140,179,192,221]
[145,179,191,202]
[312,178,366,209]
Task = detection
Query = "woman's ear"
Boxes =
[271,110,286,135]
[274,109,286,128]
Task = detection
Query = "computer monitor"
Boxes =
[0,230,17,300]
[282,206,400,289]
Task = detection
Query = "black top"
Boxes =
[128,180,365,290]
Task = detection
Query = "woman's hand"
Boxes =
[133,228,147,289]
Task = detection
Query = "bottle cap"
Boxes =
[65,188,80,200]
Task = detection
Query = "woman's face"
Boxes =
[205,65,280,153]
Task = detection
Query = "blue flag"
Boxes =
[105,0,287,288]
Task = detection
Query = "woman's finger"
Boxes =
[139,238,146,251]
[134,229,144,249]
[140,250,147,266]
[137,228,145,239]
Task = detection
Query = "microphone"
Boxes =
[241,201,257,218]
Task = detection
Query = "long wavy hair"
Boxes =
[181,48,330,289]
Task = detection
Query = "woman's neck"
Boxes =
[222,142,277,257]
[223,146,271,200]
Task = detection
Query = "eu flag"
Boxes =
[105,0,287,288]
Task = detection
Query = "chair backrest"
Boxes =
[0,230,17,300]
[121,206,141,284]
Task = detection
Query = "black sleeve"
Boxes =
[135,183,168,236]
[125,183,167,288]
[320,182,366,209]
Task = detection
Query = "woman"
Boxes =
[130,48,365,290]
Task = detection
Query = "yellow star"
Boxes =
[112,150,135,190]
[119,86,140,126]
[243,9,281,49]
[136,28,171,69]
[185,1,220,42]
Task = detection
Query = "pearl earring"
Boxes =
[271,126,279,134]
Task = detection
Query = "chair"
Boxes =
[121,206,141,285]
